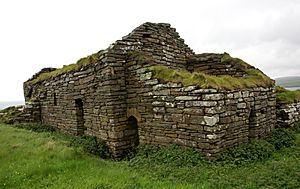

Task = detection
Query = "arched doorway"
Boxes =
[127,116,139,147]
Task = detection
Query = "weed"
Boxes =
[266,128,296,150]
[218,139,275,166]
[130,144,205,168]
[69,135,109,158]
[14,123,55,133]
[292,122,300,133]
[218,127,296,166]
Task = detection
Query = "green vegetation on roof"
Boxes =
[221,52,252,69]
[25,51,103,85]
[275,86,300,104]
[150,65,274,90]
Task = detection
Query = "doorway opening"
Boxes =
[127,116,139,147]
[248,109,256,138]
[53,93,57,106]
[75,98,85,135]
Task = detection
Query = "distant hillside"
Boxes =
[275,76,300,88]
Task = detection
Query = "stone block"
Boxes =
[152,101,165,106]
[183,108,204,115]
[153,89,170,96]
[203,115,219,126]
[175,96,198,101]
[237,103,247,109]
[202,94,224,101]
[190,115,205,124]
[153,107,165,113]
[172,114,183,123]
[193,101,217,107]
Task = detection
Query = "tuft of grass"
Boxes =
[68,135,109,158]
[14,123,55,133]
[25,51,104,85]
[275,85,288,93]
[266,128,296,150]
[221,52,252,70]
[129,144,205,168]
[217,139,275,166]
[150,65,274,90]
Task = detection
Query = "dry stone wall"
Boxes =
[114,22,194,69]
[130,66,276,156]
[277,102,300,127]
[23,22,196,157]
[24,50,131,157]
[187,53,252,77]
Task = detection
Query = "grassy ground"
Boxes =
[275,86,300,103]
[0,124,299,189]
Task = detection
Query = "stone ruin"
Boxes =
[23,22,279,158]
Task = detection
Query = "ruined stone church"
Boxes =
[24,22,276,158]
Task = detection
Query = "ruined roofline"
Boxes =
[24,22,193,85]
[24,49,108,85]
[187,52,256,77]
[128,51,275,90]
[24,22,272,88]
[121,22,177,40]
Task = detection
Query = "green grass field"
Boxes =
[0,124,299,189]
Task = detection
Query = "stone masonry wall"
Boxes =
[122,56,276,157]
[24,22,277,158]
[24,49,130,157]
[187,53,252,77]
[277,102,300,127]
[23,22,195,158]
[114,22,194,69]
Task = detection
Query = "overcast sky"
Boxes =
[0,0,299,102]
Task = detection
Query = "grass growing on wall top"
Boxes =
[150,65,274,90]
[275,86,300,103]
[25,51,103,85]
[220,52,252,69]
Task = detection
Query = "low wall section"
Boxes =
[277,102,300,127]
